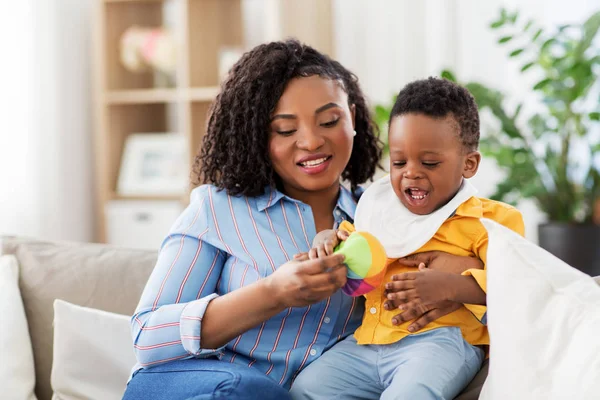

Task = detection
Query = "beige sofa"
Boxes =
[1,236,489,400]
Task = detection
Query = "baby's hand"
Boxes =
[309,229,349,260]
[385,263,456,308]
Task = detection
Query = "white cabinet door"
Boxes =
[105,200,184,250]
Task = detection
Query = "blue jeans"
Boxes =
[290,327,484,400]
[123,358,292,400]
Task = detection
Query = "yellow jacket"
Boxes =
[342,196,524,346]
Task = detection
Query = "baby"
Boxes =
[290,77,524,400]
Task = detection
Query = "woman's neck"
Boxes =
[282,182,340,232]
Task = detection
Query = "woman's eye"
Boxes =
[321,118,339,128]
[276,129,296,136]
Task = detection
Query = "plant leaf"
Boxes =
[576,11,600,57]
[509,48,525,57]
[532,28,543,41]
[590,112,600,121]
[441,70,457,82]
[490,20,504,29]
[523,20,534,32]
[533,78,552,90]
[498,35,513,44]
[521,62,535,72]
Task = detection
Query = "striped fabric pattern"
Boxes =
[131,184,364,388]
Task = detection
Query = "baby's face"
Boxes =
[388,113,479,215]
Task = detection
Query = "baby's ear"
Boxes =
[462,151,481,179]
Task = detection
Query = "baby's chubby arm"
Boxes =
[309,229,350,260]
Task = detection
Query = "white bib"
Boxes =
[354,176,478,258]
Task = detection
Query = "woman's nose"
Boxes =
[296,128,325,151]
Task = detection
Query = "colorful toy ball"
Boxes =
[334,231,387,296]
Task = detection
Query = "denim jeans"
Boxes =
[290,327,484,400]
[123,358,292,400]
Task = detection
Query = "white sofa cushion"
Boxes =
[0,255,37,400]
[51,300,136,400]
[1,237,156,400]
[480,219,600,399]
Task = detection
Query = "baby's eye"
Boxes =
[422,162,440,168]
[393,161,406,167]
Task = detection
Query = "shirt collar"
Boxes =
[255,184,358,218]
[337,185,358,220]
[453,196,483,219]
[255,186,287,212]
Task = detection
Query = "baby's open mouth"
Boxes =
[405,188,429,200]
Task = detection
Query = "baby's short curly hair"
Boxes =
[193,39,382,197]
[390,77,480,151]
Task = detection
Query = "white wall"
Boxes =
[1,1,595,243]
[332,0,599,243]
[0,0,94,242]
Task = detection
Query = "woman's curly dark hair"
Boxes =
[192,39,383,197]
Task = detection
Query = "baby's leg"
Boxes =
[290,335,381,400]
[379,327,484,400]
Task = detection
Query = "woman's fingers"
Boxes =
[390,306,421,325]
[397,299,422,311]
[299,253,346,275]
[407,309,440,332]
[299,265,347,296]
[407,301,462,332]
[308,247,318,260]
[397,252,432,268]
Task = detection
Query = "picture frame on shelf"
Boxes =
[117,133,188,197]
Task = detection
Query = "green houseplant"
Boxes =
[374,9,600,274]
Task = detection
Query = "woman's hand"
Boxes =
[382,251,483,331]
[385,300,463,332]
[266,253,347,308]
[309,229,349,260]
[398,251,483,274]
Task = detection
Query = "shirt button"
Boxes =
[369,307,377,314]
[324,317,331,324]
[310,349,317,356]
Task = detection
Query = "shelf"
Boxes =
[105,89,179,104]
[187,87,220,101]
[109,192,187,202]
[105,87,220,104]
[104,0,166,3]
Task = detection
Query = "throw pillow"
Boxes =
[480,219,600,399]
[51,300,136,400]
[0,255,37,400]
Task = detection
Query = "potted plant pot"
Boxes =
[538,223,600,276]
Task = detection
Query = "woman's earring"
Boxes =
[353,130,357,137]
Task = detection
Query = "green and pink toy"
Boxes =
[334,230,387,296]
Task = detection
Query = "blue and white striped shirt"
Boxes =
[131,184,364,388]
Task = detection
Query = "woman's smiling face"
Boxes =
[268,75,355,196]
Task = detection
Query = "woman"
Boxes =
[123,40,481,399]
